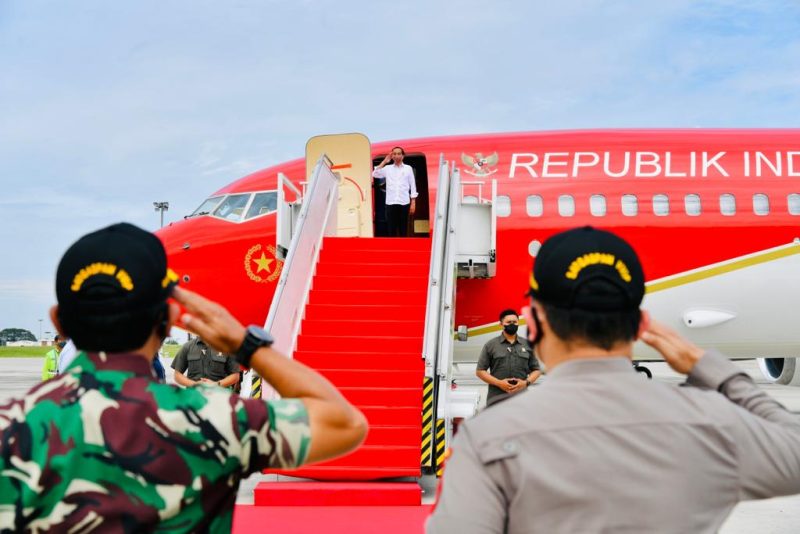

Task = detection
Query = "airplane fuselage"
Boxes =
[158,129,800,369]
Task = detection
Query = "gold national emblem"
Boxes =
[244,244,283,283]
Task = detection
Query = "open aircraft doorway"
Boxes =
[372,152,430,237]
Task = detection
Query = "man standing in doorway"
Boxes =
[171,336,240,388]
[372,146,418,237]
[476,309,541,407]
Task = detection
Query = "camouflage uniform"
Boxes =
[0,351,311,532]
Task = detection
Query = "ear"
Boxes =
[521,304,537,344]
[532,301,548,326]
[49,305,66,338]
[635,309,651,340]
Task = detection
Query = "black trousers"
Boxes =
[385,204,410,237]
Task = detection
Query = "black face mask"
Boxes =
[503,323,519,336]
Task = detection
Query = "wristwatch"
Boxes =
[525,378,532,386]
[234,325,274,369]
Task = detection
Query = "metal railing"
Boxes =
[422,156,451,372]
[276,172,303,260]
[265,155,338,358]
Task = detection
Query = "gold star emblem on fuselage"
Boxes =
[253,253,274,273]
[244,244,282,283]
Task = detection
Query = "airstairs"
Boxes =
[247,149,497,505]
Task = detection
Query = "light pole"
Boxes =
[153,201,169,228]
[38,319,43,341]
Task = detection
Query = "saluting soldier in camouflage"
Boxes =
[0,223,367,532]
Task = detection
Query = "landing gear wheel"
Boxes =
[634,365,652,379]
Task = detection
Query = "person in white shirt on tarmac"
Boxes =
[56,339,77,374]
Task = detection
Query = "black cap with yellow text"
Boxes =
[529,226,644,311]
[56,223,178,316]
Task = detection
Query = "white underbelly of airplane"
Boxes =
[454,243,800,364]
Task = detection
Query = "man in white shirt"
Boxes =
[372,146,418,237]
[56,339,77,374]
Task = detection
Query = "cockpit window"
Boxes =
[191,196,223,217]
[246,191,278,219]
[213,194,250,222]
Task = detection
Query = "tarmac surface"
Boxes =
[1,357,799,532]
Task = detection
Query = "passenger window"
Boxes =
[589,195,606,216]
[621,195,638,216]
[558,195,575,217]
[213,193,250,222]
[652,194,669,216]
[719,194,736,216]
[245,192,278,219]
[788,194,800,215]
[528,240,542,258]
[685,194,701,216]
[495,195,511,217]
[526,195,543,217]
[463,195,479,204]
[753,194,770,216]
[191,196,223,217]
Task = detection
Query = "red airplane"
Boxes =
[158,129,800,384]
[158,127,800,528]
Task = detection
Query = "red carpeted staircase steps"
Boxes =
[253,482,423,507]
[268,236,430,483]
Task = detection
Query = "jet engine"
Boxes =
[757,358,800,386]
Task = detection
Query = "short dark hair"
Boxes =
[60,303,165,353]
[391,146,405,155]
[541,300,640,351]
[498,308,518,322]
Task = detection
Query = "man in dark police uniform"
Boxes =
[172,335,240,388]
[476,309,541,407]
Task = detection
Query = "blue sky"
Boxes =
[1,0,800,339]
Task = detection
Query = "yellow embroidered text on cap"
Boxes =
[71,263,134,292]
[565,253,615,280]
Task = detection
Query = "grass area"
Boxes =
[0,344,184,358]
[0,346,50,358]
[161,343,182,358]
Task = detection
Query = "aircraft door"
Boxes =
[306,133,373,237]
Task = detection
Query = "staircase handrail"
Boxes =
[276,172,304,259]
[422,155,451,372]
[265,155,339,360]
[435,166,461,419]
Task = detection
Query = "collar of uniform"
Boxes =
[498,334,520,345]
[545,356,633,381]
[67,350,155,378]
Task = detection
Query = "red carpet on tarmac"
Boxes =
[232,505,434,533]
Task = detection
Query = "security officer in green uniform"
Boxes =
[40,334,64,381]
[172,336,240,388]
[476,308,541,406]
